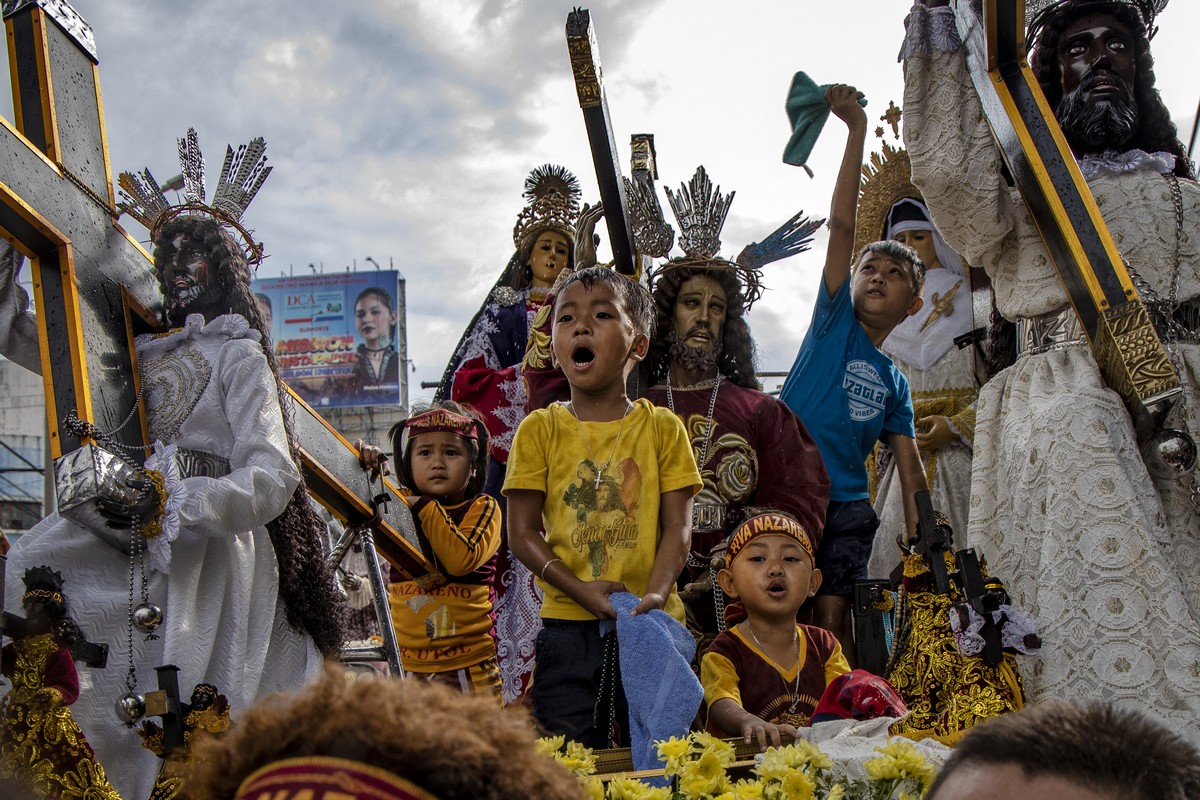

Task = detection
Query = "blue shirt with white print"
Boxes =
[780,278,914,502]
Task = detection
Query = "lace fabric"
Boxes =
[899,4,961,62]
[904,43,1200,741]
[1076,148,1177,180]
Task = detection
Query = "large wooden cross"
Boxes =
[955,0,1180,430]
[1,0,429,577]
[566,8,638,277]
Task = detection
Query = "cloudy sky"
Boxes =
[4,0,1199,399]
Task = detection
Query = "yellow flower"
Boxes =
[730,778,766,800]
[753,739,831,784]
[690,730,736,765]
[778,770,816,800]
[825,784,846,800]
[864,739,935,787]
[606,777,664,800]
[584,777,606,800]
[561,740,597,776]
[536,734,566,757]
[783,739,833,771]
[657,735,694,775]
[678,750,730,798]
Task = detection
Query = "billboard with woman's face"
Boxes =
[253,271,402,409]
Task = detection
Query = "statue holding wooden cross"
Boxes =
[901,0,1200,738]
[0,1,431,796]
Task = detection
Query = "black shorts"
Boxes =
[531,619,627,748]
[814,499,879,597]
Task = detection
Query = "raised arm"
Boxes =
[823,84,869,296]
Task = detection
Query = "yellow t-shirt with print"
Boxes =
[504,398,701,623]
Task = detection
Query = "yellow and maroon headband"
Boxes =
[399,409,478,453]
[234,756,441,800]
[725,512,814,566]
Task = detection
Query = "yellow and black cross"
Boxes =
[957,0,1180,429]
[1,0,430,579]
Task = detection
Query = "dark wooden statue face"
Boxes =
[672,274,727,361]
[1056,12,1136,104]
[160,233,214,325]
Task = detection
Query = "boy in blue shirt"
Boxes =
[779,84,929,664]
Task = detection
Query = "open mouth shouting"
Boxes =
[571,344,596,371]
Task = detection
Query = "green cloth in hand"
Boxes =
[783,71,868,176]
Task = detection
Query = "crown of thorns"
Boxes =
[1027,0,1168,42]
[118,128,271,265]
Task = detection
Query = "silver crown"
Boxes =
[665,166,733,260]
[624,175,675,259]
[651,166,822,309]
[1027,0,1168,41]
[118,128,272,264]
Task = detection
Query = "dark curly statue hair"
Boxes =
[1030,1,1195,179]
[648,265,760,390]
[189,665,588,800]
[153,216,347,655]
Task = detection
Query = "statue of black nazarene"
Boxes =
[902,0,1200,738]
[0,130,346,797]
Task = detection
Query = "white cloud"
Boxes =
[3,0,1197,403]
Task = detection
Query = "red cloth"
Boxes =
[451,357,521,463]
[811,669,907,723]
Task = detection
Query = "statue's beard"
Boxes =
[164,282,224,328]
[1056,69,1139,151]
[668,330,720,376]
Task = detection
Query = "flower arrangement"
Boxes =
[539,732,936,800]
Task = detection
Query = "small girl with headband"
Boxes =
[376,401,503,699]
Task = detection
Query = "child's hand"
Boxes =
[357,440,389,478]
[740,717,801,751]
[826,84,867,130]
[574,579,627,620]
[630,591,666,616]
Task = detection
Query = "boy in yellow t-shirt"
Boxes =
[504,267,701,747]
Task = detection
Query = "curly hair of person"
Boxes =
[1031,3,1195,180]
[188,665,588,800]
[927,700,1200,800]
[648,265,760,390]
[388,400,491,499]
[153,217,347,655]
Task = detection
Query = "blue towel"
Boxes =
[605,592,704,777]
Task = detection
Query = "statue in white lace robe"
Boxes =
[900,2,1200,740]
